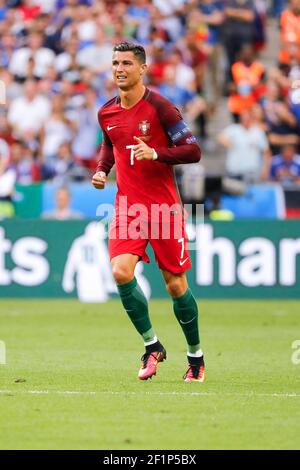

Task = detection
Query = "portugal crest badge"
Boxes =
[139,120,150,135]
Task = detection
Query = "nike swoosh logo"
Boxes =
[179,257,189,266]
[107,125,118,131]
[180,316,196,325]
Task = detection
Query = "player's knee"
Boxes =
[112,264,133,285]
[165,277,186,298]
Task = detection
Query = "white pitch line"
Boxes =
[0,390,300,398]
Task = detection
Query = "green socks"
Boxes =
[117,277,156,343]
[118,279,200,354]
[172,288,200,354]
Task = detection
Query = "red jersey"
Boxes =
[96,88,201,219]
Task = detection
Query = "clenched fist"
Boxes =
[92,171,107,189]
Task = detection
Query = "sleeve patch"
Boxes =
[167,120,191,143]
[185,136,197,144]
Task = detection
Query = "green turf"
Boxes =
[0,299,300,450]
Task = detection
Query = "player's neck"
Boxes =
[119,84,146,109]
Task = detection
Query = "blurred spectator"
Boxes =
[43,186,84,220]
[193,0,225,103]
[18,0,41,26]
[74,4,96,46]
[58,78,84,121]
[168,48,196,92]
[253,0,267,51]
[0,141,16,218]
[106,15,135,44]
[7,1,22,6]
[34,12,63,54]
[55,0,90,13]
[126,0,152,45]
[218,108,270,182]
[159,64,196,108]
[278,40,300,87]
[8,79,51,140]
[97,77,118,106]
[280,0,300,47]
[61,4,96,48]
[0,31,16,68]
[10,139,40,185]
[76,27,112,74]
[72,87,99,171]
[289,80,300,129]
[0,0,8,22]
[0,68,23,102]
[228,43,265,120]
[0,113,15,146]
[181,16,209,93]
[151,0,184,43]
[261,79,299,153]
[41,94,73,161]
[223,0,256,79]
[37,1,57,14]
[158,64,206,133]
[42,141,88,184]
[252,102,268,130]
[0,136,9,161]
[270,143,300,185]
[9,30,55,80]
[147,39,170,86]
[273,0,288,17]
[55,36,79,74]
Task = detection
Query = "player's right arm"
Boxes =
[92,113,115,190]
[92,170,107,189]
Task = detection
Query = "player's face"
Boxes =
[112,51,147,91]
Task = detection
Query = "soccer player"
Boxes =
[92,42,205,383]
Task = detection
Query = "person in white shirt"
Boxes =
[8,79,51,139]
[62,222,117,303]
[218,109,270,182]
[9,30,55,80]
[152,0,189,41]
[169,49,196,92]
[76,28,112,74]
[41,94,73,160]
[37,0,57,14]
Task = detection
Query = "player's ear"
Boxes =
[140,63,147,76]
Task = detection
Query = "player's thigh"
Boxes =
[109,216,150,283]
[149,222,192,274]
[108,216,150,264]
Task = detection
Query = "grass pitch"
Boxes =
[0,299,300,450]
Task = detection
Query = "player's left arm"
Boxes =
[133,100,201,165]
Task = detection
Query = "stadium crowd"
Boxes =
[1,0,300,218]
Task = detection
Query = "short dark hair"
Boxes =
[113,42,146,64]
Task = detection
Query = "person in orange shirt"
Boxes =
[228,44,265,121]
[280,0,300,66]
[281,0,300,45]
